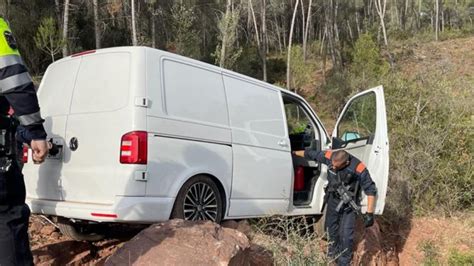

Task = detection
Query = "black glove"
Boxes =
[364,213,375,228]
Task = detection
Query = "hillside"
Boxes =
[29,36,474,265]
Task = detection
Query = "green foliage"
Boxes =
[34,17,64,62]
[447,249,474,265]
[383,71,473,215]
[288,45,317,92]
[233,46,262,79]
[419,240,440,265]
[350,34,389,90]
[169,3,201,59]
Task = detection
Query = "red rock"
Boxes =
[105,219,250,266]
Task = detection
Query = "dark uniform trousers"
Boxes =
[325,193,356,266]
[0,16,47,266]
[0,161,33,266]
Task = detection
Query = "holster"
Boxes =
[0,115,18,172]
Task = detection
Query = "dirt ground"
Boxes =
[29,213,474,265]
[395,214,474,265]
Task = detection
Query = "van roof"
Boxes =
[62,46,305,100]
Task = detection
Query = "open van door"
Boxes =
[331,86,389,214]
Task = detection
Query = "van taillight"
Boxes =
[22,145,28,163]
[120,131,147,164]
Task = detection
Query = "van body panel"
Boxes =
[222,74,293,217]
[27,196,174,223]
[144,49,232,217]
[145,134,232,200]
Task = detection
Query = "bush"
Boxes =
[233,46,262,79]
[419,240,440,265]
[383,71,473,215]
[350,34,389,90]
[448,249,474,265]
[288,45,317,93]
[251,216,329,265]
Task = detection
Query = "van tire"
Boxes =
[171,175,224,223]
[57,217,105,242]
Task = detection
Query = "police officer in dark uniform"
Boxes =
[0,16,48,265]
[294,149,377,266]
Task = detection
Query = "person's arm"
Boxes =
[0,18,48,163]
[366,195,375,213]
[293,149,332,165]
[355,162,377,227]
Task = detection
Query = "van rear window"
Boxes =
[70,53,130,114]
[39,59,81,116]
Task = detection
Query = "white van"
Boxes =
[23,47,389,239]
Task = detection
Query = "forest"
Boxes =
[1,0,473,84]
[1,1,473,264]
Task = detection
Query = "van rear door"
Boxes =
[331,86,389,214]
[24,58,80,201]
[60,51,145,205]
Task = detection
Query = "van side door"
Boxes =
[223,75,293,217]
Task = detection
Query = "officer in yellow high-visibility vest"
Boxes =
[0,16,48,265]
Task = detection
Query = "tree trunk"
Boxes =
[261,0,267,81]
[55,0,62,28]
[249,0,260,47]
[274,19,283,54]
[347,20,353,41]
[219,0,232,67]
[303,0,313,61]
[62,0,70,57]
[287,0,300,91]
[375,0,388,47]
[300,0,306,45]
[249,0,267,80]
[93,0,101,49]
[151,14,156,48]
[131,0,138,46]
[435,0,439,41]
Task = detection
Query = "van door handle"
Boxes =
[278,140,288,147]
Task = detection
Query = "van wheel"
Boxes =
[171,175,224,223]
[57,217,105,242]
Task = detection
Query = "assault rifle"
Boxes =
[334,172,362,216]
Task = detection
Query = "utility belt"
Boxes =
[0,115,18,172]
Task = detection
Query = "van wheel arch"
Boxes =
[170,174,227,223]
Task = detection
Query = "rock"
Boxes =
[105,219,251,266]
[222,220,253,239]
[40,225,56,236]
[248,244,274,266]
